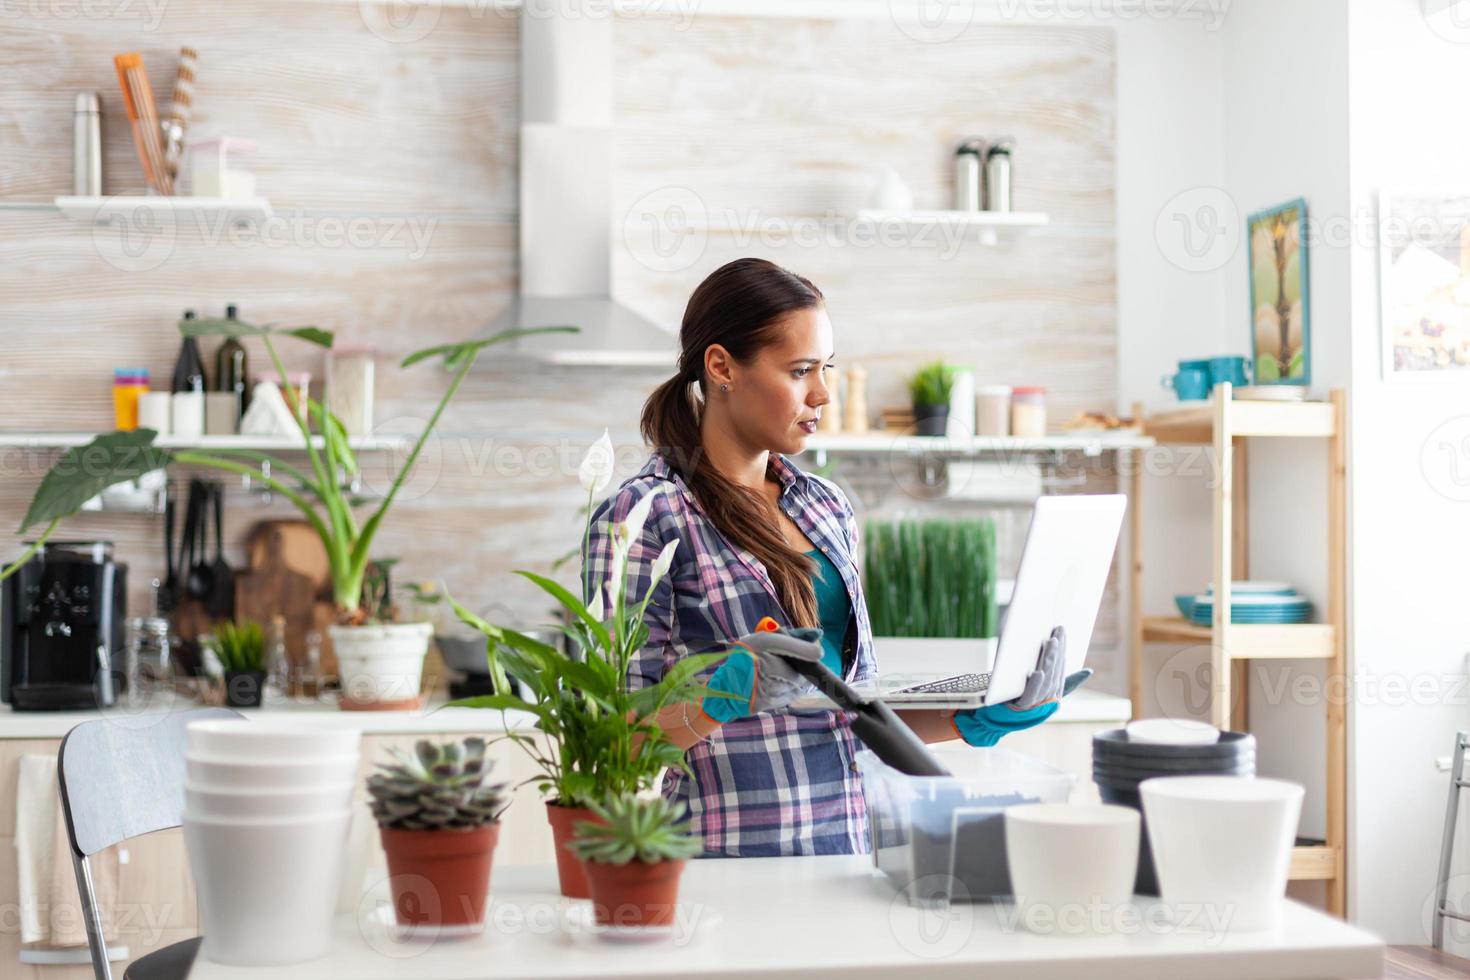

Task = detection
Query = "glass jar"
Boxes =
[326,347,375,436]
[112,369,149,431]
[1010,386,1047,438]
[975,385,1012,437]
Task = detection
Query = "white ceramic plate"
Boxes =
[1126,718,1220,745]
[362,902,487,943]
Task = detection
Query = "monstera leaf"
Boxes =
[20,429,172,532]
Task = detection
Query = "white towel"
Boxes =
[14,754,120,947]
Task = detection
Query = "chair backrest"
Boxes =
[58,707,240,858]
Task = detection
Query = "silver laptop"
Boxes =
[836,494,1127,711]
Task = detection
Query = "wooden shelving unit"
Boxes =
[1128,385,1347,915]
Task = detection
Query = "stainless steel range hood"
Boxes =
[487,1,676,368]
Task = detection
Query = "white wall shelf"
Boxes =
[0,433,407,452]
[52,195,273,228]
[799,430,1152,465]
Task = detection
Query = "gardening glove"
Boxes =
[953,626,1068,747]
[700,619,825,723]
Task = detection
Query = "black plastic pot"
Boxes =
[912,404,949,437]
[223,670,266,708]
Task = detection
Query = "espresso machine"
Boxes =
[2,540,127,710]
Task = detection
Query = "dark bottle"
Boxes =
[171,310,207,394]
[215,303,250,425]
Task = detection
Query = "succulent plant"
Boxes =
[367,737,508,831]
[566,793,704,865]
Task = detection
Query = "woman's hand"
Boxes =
[699,625,825,723]
[951,626,1067,747]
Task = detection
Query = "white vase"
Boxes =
[328,621,433,710]
[1141,776,1304,933]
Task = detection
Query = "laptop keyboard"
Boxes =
[892,672,991,695]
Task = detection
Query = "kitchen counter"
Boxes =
[0,689,1129,740]
[185,855,1382,980]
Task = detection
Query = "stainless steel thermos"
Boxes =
[73,92,102,197]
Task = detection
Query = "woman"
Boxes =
[582,258,1062,857]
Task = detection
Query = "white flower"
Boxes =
[649,539,679,585]
[618,486,660,547]
[586,584,605,621]
[578,428,615,495]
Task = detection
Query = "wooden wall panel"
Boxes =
[0,7,1119,668]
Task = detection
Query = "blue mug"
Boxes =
[1162,367,1210,401]
[1208,355,1252,390]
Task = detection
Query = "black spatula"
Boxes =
[206,482,235,618]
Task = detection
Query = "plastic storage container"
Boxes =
[858,744,1073,905]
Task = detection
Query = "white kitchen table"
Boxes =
[184,855,1383,980]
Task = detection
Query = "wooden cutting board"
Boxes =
[235,520,339,677]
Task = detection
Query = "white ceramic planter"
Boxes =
[185,808,353,966]
[329,621,433,709]
[1140,776,1304,933]
[1005,803,1140,936]
[188,719,363,759]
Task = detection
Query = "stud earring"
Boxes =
[720,384,728,391]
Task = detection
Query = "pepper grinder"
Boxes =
[843,364,870,434]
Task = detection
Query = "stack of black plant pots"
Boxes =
[1092,729,1256,895]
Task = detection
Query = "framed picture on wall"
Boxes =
[1247,198,1311,386]
[1378,190,1470,378]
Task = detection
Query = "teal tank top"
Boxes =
[805,547,850,677]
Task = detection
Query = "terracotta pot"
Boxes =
[379,823,499,928]
[545,802,604,899]
[583,858,686,927]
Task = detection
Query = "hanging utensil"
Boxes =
[185,478,213,600]
[206,481,236,618]
[158,482,179,612]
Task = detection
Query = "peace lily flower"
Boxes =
[578,428,615,495]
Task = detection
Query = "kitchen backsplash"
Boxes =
[0,6,1118,660]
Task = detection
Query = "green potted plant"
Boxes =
[567,792,703,927]
[1,319,574,709]
[443,430,724,898]
[367,737,508,931]
[908,359,958,436]
[202,620,268,708]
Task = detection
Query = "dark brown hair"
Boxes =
[640,258,825,627]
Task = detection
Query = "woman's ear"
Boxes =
[704,343,735,390]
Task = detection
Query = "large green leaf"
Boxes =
[400,326,579,370]
[180,316,334,349]
[20,430,172,532]
[516,570,610,651]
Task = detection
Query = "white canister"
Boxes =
[1010,386,1047,438]
[171,390,204,439]
[325,347,375,437]
[975,385,1011,437]
[204,392,237,436]
[138,392,172,436]
[946,366,976,439]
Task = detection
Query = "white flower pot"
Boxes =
[329,622,432,710]
[1140,776,1304,933]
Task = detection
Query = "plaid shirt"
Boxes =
[582,451,878,857]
